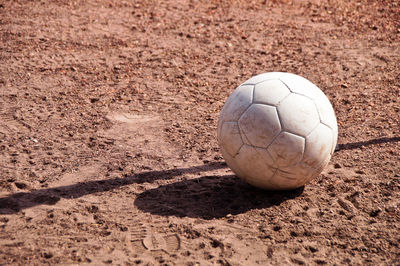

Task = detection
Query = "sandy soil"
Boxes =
[0,0,399,265]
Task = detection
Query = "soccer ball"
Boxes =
[217,72,337,190]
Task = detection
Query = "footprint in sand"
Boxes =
[142,234,180,253]
[104,113,166,149]
[129,222,180,255]
[103,112,180,163]
[0,105,27,133]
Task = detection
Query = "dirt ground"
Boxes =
[0,0,399,265]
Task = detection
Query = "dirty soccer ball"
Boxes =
[217,72,338,190]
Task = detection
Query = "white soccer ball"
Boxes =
[217,72,338,190]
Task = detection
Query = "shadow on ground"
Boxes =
[134,175,304,219]
[0,161,304,218]
[0,162,226,215]
[336,136,400,151]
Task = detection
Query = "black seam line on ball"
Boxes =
[237,103,253,125]
[251,84,256,103]
[311,98,324,124]
[252,101,278,107]
[305,122,322,139]
[278,79,293,93]
[237,122,253,148]
[264,129,284,153]
[232,144,244,159]
[320,121,334,131]
[291,91,315,102]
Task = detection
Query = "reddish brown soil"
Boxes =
[0,0,399,265]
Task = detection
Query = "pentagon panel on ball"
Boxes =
[217,72,338,190]
[238,104,281,148]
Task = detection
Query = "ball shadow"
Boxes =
[134,175,304,219]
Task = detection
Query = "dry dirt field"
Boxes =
[0,0,399,265]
